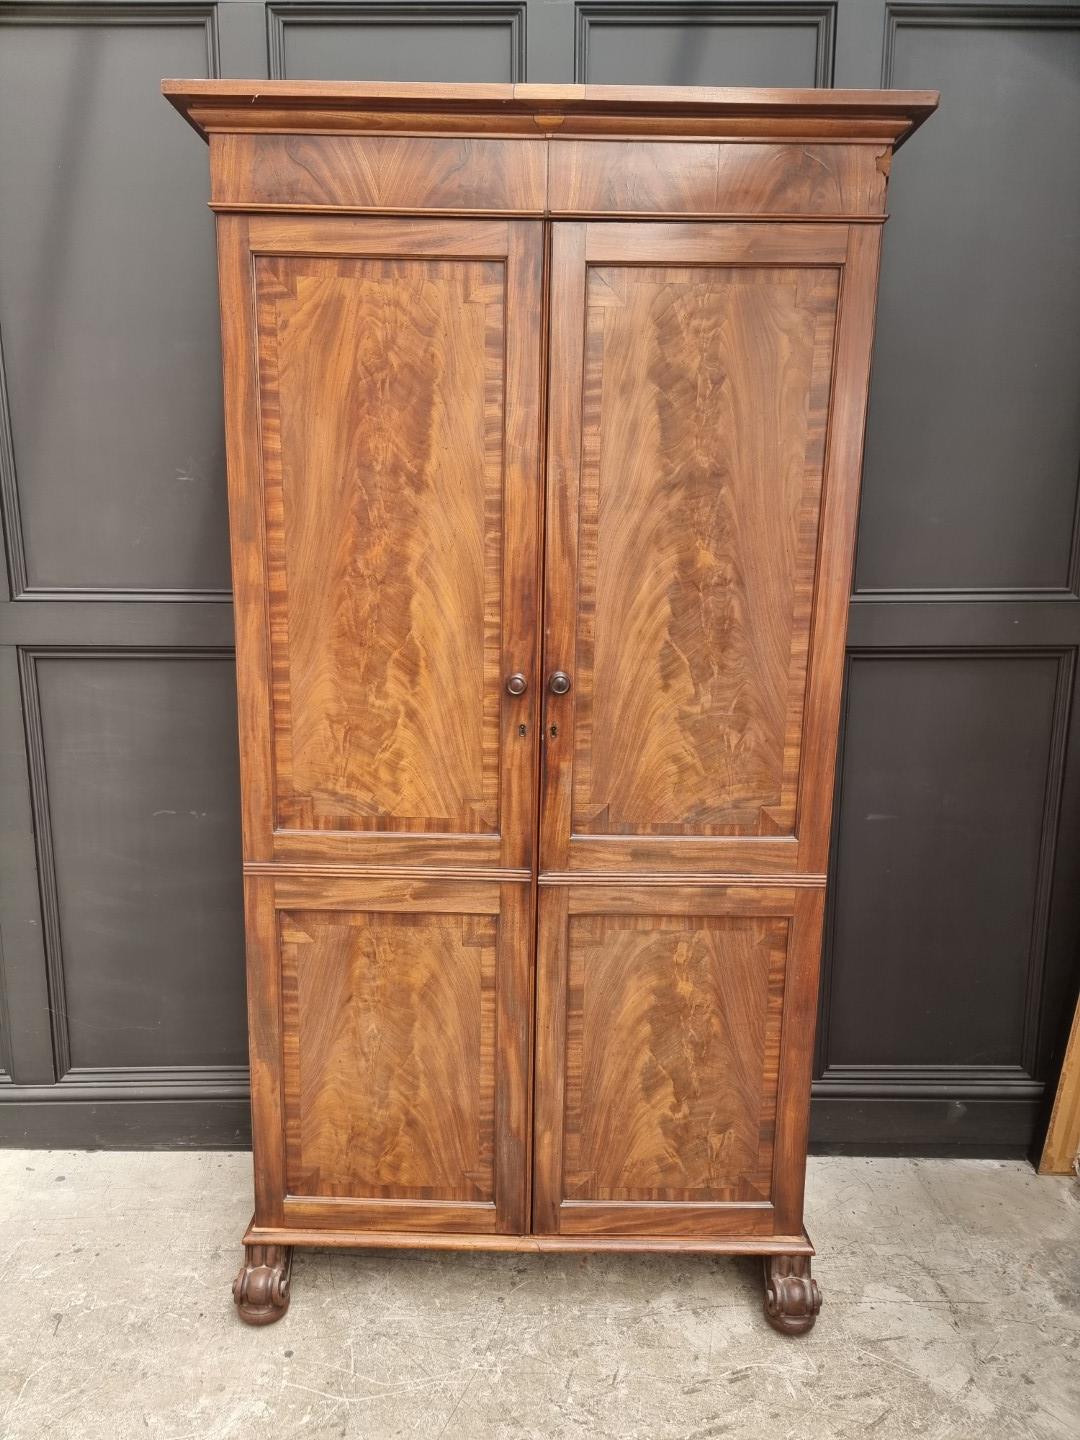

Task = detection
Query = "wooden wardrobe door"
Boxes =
[539,222,880,880]
[219,216,543,872]
[532,884,824,1240]
[534,221,879,1239]
[245,873,533,1236]
[215,217,542,1235]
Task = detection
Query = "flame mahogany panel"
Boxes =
[539,221,859,878]
[281,907,497,1201]
[532,884,826,1239]
[232,217,543,869]
[573,263,838,839]
[562,913,787,1203]
[254,874,531,1235]
[256,253,505,836]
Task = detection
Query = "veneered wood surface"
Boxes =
[769,887,826,1233]
[253,876,532,1233]
[282,908,497,1201]
[540,222,841,875]
[575,263,836,837]
[257,252,505,836]
[562,914,787,1203]
[584,223,848,263]
[791,225,883,876]
[214,133,547,213]
[549,141,888,217]
[532,884,807,1237]
[211,132,888,221]
[554,1204,775,1238]
[244,1223,812,1255]
[164,80,937,149]
[221,216,543,869]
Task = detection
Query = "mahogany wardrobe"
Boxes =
[164,80,936,1333]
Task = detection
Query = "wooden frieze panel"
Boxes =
[548,140,889,217]
[213,134,548,213]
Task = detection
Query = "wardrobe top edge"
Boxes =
[161,79,938,148]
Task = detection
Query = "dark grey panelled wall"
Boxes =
[0,1,1077,1152]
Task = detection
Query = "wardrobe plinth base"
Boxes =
[238,1222,820,1329]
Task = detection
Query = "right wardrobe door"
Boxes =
[532,220,881,1240]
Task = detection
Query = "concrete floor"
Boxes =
[0,1153,1077,1439]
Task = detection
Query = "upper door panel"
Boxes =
[218,217,543,869]
[541,222,877,877]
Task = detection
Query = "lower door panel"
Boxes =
[245,874,532,1234]
[532,883,824,1239]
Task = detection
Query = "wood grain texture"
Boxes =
[245,1222,813,1256]
[562,915,787,1202]
[549,141,889,217]
[270,876,529,1232]
[533,885,801,1236]
[242,217,543,870]
[164,80,938,149]
[257,252,503,835]
[569,256,838,841]
[282,906,496,1200]
[1038,990,1080,1174]
[248,214,511,255]
[770,886,826,1234]
[555,1205,775,1239]
[271,877,503,913]
[584,222,847,264]
[564,885,799,915]
[581,261,835,835]
[793,225,883,874]
[215,215,276,865]
[539,220,875,879]
[243,875,287,1226]
[214,134,547,213]
[281,1197,496,1233]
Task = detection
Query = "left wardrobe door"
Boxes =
[217,217,544,1236]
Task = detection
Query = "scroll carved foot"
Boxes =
[763,1254,821,1335]
[233,1244,293,1325]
